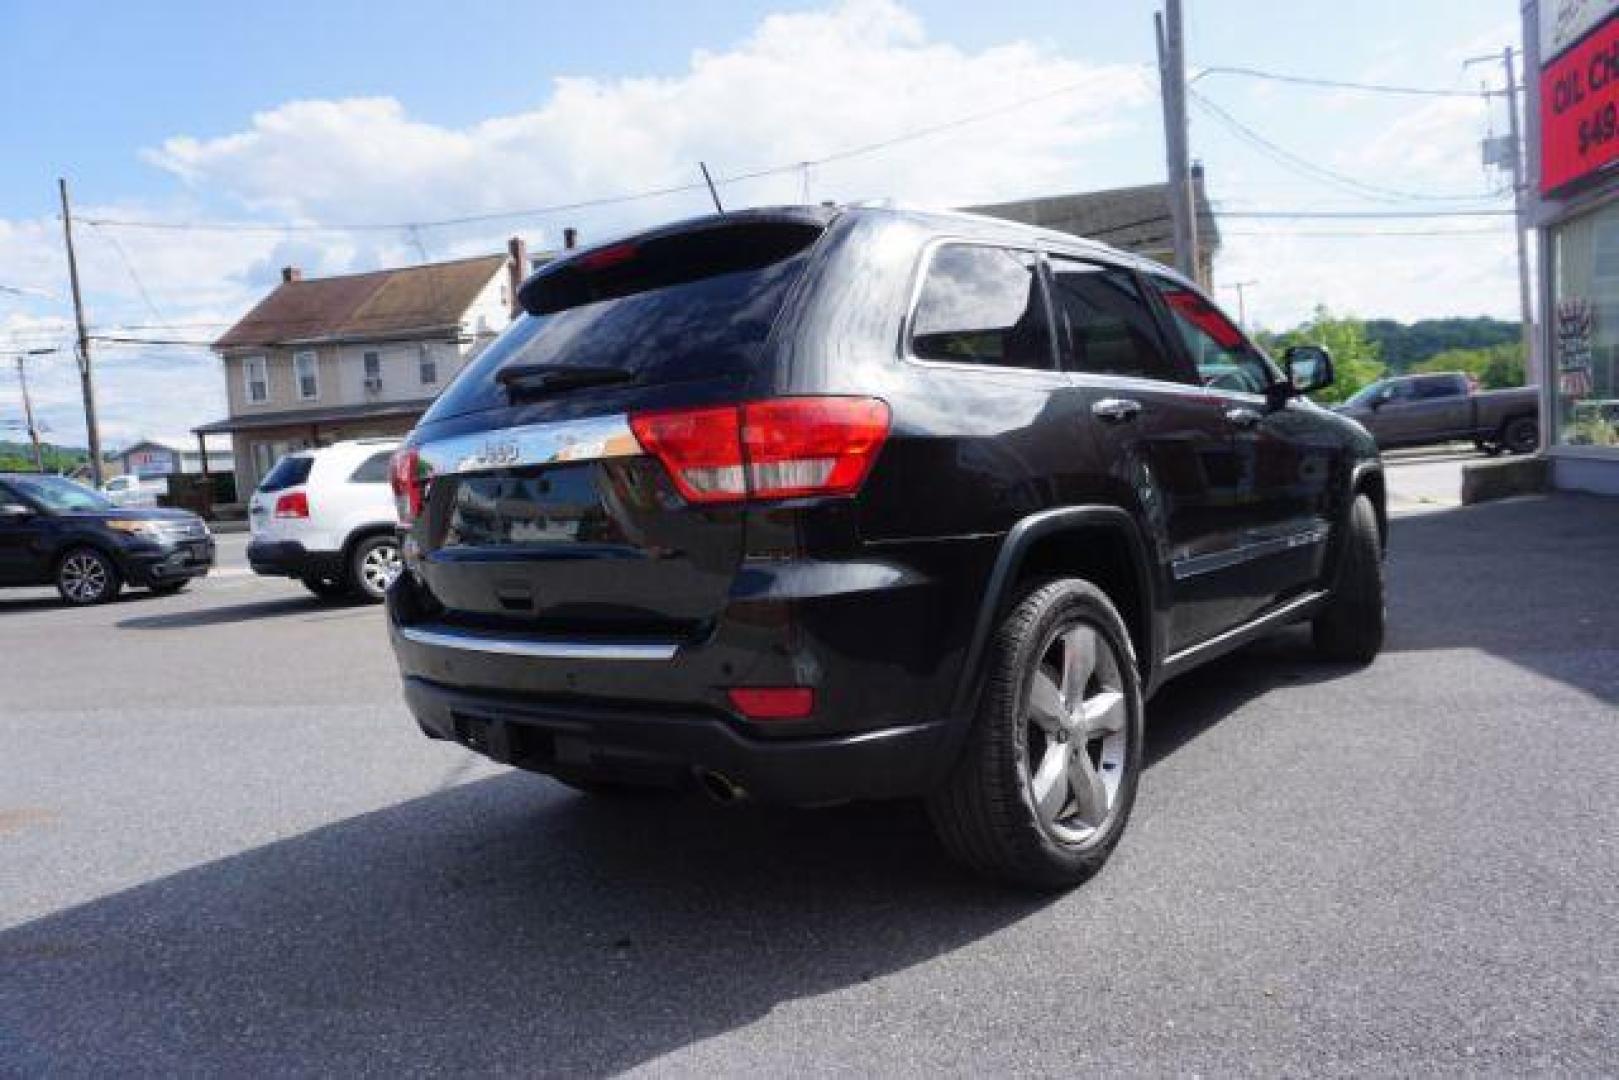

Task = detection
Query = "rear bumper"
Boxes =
[247,539,344,581]
[387,536,1005,804]
[401,675,951,805]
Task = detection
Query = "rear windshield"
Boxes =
[258,455,313,493]
[424,220,822,421]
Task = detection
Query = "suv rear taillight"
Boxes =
[628,396,890,504]
[273,491,309,518]
[390,448,430,524]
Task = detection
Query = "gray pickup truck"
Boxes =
[1334,372,1540,454]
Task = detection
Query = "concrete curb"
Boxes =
[1461,456,1548,505]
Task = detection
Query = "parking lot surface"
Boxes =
[3,496,1616,1074]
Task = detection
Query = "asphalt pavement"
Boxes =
[2,494,1616,1075]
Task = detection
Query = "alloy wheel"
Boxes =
[1022,621,1131,844]
[359,541,402,597]
[60,553,110,603]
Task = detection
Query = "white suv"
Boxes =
[246,440,402,601]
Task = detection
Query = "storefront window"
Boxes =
[1552,201,1619,448]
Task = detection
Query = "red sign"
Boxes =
[1541,11,1619,193]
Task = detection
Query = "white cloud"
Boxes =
[1221,229,1518,329]
[142,0,1149,226]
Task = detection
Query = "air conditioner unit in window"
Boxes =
[364,375,383,393]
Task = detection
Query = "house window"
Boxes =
[294,350,319,400]
[363,351,381,378]
[243,356,268,404]
[419,347,438,386]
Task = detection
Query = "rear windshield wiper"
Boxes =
[496,363,634,398]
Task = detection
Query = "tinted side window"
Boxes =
[1415,375,1465,400]
[1049,259,1184,382]
[911,245,1055,370]
[1152,277,1276,395]
[349,451,393,484]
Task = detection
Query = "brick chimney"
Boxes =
[506,235,528,317]
[281,266,302,283]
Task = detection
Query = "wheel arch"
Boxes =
[1351,461,1387,552]
[54,537,122,576]
[341,523,400,563]
[949,506,1157,728]
[1496,411,1540,451]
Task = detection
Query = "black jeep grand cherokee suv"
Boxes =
[386,205,1384,887]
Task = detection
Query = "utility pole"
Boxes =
[58,177,104,485]
[1471,48,1537,386]
[1155,0,1199,284]
[1503,46,1537,386]
[14,347,54,473]
[1224,280,1258,327]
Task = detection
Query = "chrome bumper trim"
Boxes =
[398,623,678,661]
[415,413,640,477]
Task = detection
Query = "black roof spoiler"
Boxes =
[515,205,838,316]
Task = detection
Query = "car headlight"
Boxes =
[106,520,165,540]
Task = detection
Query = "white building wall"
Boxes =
[328,270,513,405]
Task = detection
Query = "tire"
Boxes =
[1312,494,1385,664]
[56,547,123,606]
[927,579,1144,890]
[1475,438,1503,457]
[1502,416,1539,455]
[150,581,189,595]
[300,575,349,600]
[349,535,402,602]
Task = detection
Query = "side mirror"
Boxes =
[0,503,34,521]
[1283,344,1334,396]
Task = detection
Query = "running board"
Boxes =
[1154,589,1331,691]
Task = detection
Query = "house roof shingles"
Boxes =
[965,180,1220,256]
[214,254,507,349]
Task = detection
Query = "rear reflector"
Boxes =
[726,687,815,720]
[273,491,309,518]
[629,396,890,504]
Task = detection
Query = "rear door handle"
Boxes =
[1091,398,1143,424]
[1225,407,1263,430]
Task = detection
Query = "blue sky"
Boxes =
[1,0,1522,449]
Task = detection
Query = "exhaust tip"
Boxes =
[696,769,747,805]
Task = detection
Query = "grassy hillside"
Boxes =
[1362,317,1521,374]
[0,440,89,474]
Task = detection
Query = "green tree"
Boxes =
[1411,342,1526,389]
[1257,305,1386,404]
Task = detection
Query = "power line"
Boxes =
[1189,89,1506,204]
[76,74,1132,237]
[1190,64,1503,99]
[87,221,168,326]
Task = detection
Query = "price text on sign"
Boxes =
[1542,11,1619,193]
